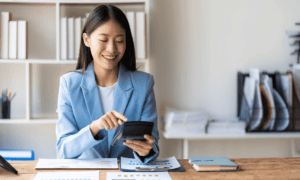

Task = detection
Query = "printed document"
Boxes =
[121,156,180,170]
[35,158,118,169]
[106,172,172,180]
[34,171,99,180]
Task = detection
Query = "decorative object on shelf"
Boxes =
[1,89,16,119]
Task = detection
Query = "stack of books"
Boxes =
[0,12,27,60]
[163,106,208,135]
[60,16,87,60]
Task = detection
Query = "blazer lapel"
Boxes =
[80,62,108,157]
[108,63,133,153]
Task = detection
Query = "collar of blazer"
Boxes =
[80,62,134,153]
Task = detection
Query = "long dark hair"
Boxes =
[76,4,137,73]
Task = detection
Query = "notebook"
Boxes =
[188,156,239,172]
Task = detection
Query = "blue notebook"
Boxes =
[0,149,34,161]
[188,156,239,172]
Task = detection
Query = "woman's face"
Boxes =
[84,20,126,72]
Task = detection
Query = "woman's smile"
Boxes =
[102,55,118,60]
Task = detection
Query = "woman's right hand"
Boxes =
[90,110,128,137]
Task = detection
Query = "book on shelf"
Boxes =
[74,17,81,60]
[17,21,27,59]
[82,18,86,29]
[188,156,239,172]
[0,149,34,161]
[126,11,136,46]
[68,17,75,60]
[85,13,90,19]
[136,11,146,59]
[1,12,12,59]
[60,17,68,60]
[9,21,17,59]
[0,13,1,58]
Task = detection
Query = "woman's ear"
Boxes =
[82,33,90,47]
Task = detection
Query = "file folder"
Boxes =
[0,149,34,161]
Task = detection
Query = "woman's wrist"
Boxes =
[90,121,101,137]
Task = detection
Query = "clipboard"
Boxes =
[0,155,18,174]
[119,157,185,172]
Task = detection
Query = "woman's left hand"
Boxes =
[123,134,155,157]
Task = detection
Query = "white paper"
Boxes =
[106,172,172,180]
[35,158,118,169]
[34,171,99,180]
[121,156,180,170]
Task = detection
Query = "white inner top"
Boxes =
[97,82,117,114]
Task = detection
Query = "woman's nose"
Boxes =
[106,40,117,53]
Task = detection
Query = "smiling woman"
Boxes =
[55,4,160,164]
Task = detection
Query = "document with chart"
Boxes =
[35,158,118,169]
[120,156,181,170]
[106,172,172,180]
[34,171,99,180]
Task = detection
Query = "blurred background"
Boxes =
[1,0,300,160]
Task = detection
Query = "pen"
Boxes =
[10,93,16,101]
[7,90,11,101]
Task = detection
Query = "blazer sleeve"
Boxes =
[56,76,107,159]
[133,75,160,163]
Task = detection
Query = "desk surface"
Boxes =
[0,158,300,180]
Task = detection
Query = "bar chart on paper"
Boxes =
[33,171,99,180]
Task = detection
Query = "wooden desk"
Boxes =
[1,158,300,180]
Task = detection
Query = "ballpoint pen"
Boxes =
[10,93,16,101]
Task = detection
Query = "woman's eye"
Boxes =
[99,40,107,42]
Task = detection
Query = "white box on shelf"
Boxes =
[82,18,86,30]
[126,11,136,45]
[18,21,27,59]
[74,17,81,60]
[60,17,68,60]
[1,12,12,59]
[136,11,146,59]
[68,17,75,60]
[9,21,17,59]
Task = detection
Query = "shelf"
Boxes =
[163,132,300,139]
[0,119,58,124]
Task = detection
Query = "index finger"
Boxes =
[112,110,128,122]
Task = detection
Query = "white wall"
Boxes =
[150,0,300,158]
[2,0,300,160]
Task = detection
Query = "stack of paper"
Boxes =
[207,117,246,134]
[163,106,208,135]
[33,171,99,180]
[35,158,118,169]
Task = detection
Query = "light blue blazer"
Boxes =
[56,62,159,163]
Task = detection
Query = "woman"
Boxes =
[56,5,159,163]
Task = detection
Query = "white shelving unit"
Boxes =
[164,132,300,159]
[0,0,150,124]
